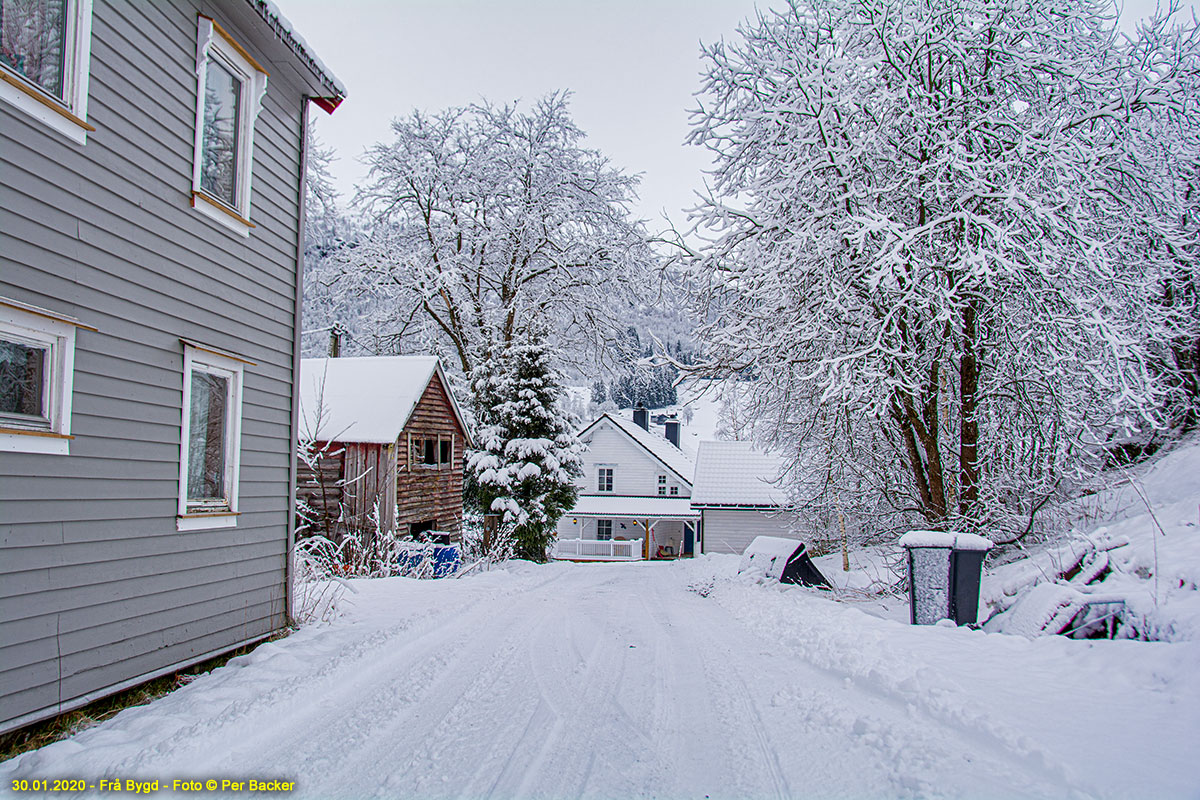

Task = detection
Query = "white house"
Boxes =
[554,409,699,561]
[691,440,802,555]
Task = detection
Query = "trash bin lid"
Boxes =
[899,530,992,551]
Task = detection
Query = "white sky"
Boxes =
[277,0,1197,228]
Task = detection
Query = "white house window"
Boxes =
[178,341,247,530]
[670,486,679,496]
[0,297,85,455]
[0,0,94,144]
[597,467,613,493]
[657,474,667,495]
[190,15,268,237]
[596,519,612,541]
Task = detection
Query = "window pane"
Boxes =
[200,57,241,207]
[440,440,451,464]
[0,0,67,99]
[0,338,47,419]
[188,371,228,503]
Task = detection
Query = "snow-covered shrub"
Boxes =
[290,535,348,625]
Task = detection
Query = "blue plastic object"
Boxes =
[396,542,461,578]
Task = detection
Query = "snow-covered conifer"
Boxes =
[467,334,583,562]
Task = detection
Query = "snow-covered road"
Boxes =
[4,558,1198,799]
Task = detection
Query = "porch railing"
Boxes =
[552,538,644,561]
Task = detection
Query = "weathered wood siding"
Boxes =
[699,508,802,555]
[396,372,465,538]
[342,442,396,532]
[295,442,346,538]
[0,0,310,732]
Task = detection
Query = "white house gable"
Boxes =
[578,417,691,499]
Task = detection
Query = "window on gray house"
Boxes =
[187,371,229,507]
[596,519,612,541]
[200,56,242,207]
[0,0,67,99]
[598,467,613,492]
[0,338,48,427]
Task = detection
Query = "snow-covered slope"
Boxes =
[982,434,1200,641]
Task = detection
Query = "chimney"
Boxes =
[633,404,649,430]
[664,418,680,449]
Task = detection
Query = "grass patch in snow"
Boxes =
[0,632,289,763]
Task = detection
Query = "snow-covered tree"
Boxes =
[683,0,1200,542]
[349,92,656,380]
[467,335,583,562]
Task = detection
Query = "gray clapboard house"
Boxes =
[0,0,345,733]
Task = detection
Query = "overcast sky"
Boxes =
[277,0,1197,228]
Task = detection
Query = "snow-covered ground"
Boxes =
[4,555,1197,799]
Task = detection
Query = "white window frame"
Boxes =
[190,15,268,237]
[597,466,614,493]
[657,474,667,496]
[0,0,94,144]
[596,519,613,541]
[177,342,247,531]
[0,298,86,455]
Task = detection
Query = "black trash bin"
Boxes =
[900,531,992,625]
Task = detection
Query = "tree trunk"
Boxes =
[959,298,980,518]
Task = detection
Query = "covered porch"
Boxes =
[553,496,700,562]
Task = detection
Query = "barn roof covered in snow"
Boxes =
[299,356,471,445]
[691,440,788,508]
[580,413,696,485]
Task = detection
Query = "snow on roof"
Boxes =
[568,495,699,520]
[691,440,788,507]
[585,414,696,485]
[299,356,465,444]
[245,0,347,107]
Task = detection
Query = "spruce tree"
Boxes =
[468,337,583,562]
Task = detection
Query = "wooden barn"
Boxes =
[297,356,472,542]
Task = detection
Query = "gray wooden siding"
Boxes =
[0,0,310,732]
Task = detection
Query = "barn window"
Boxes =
[422,438,437,466]
[0,297,83,455]
[0,0,95,144]
[440,438,451,465]
[177,341,247,530]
